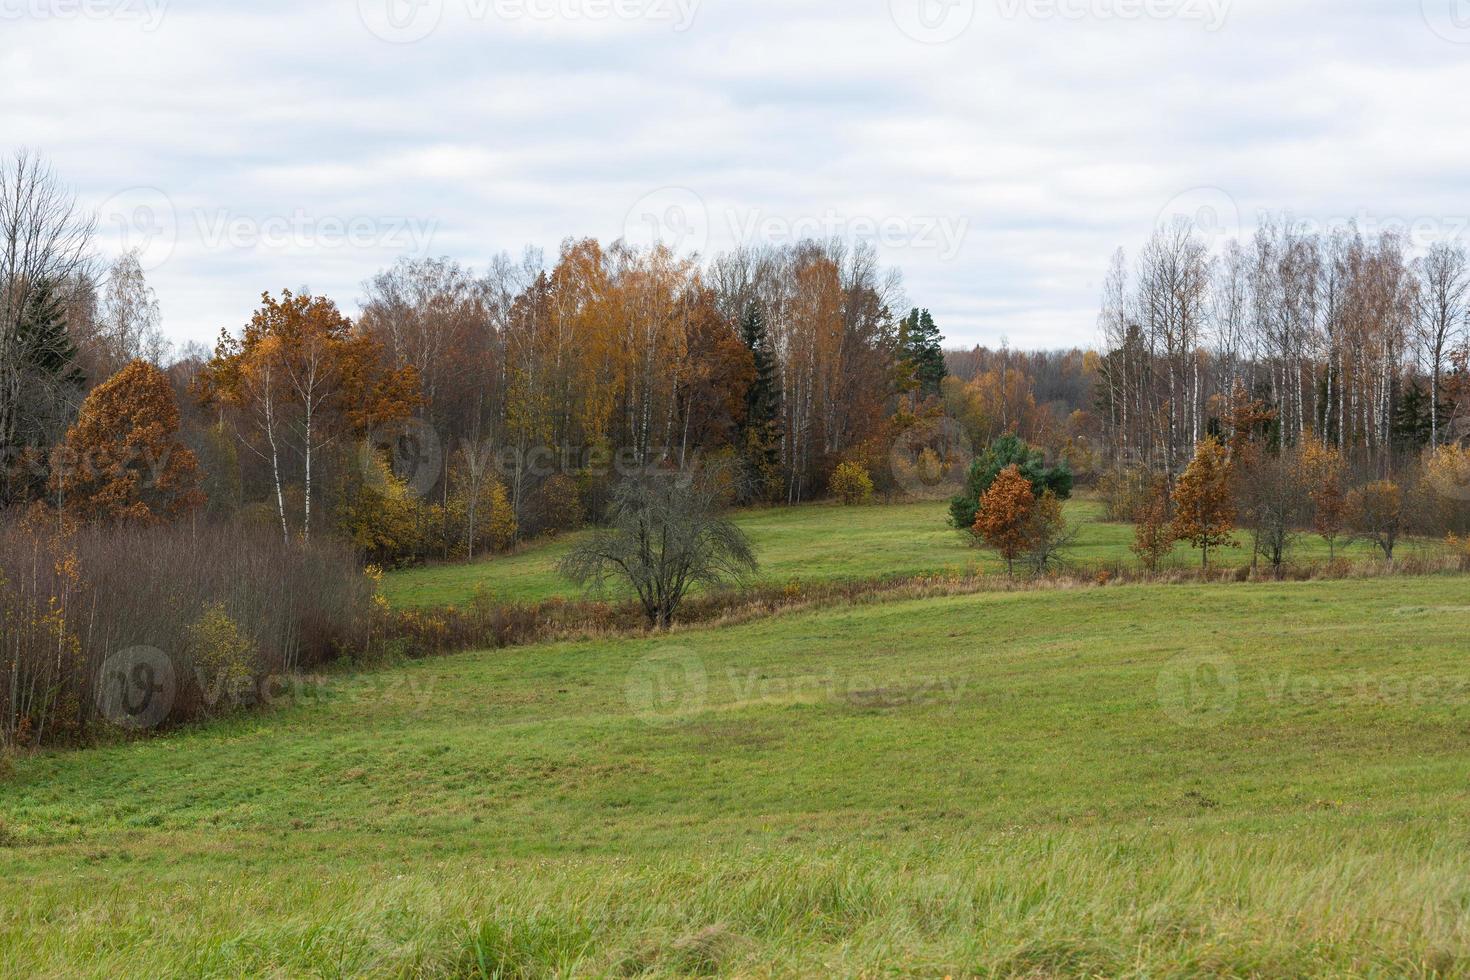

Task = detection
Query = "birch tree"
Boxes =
[1414,242,1468,448]
[197,290,419,543]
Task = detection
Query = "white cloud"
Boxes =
[1,0,1467,349]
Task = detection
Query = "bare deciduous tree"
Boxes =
[1098,215,1449,480]
[1414,241,1468,448]
[95,249,169,373]
[560,469,757,628]
[0,150,95,496]
[1240,448,1312,579]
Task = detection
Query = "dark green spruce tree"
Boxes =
[899,308,947,400]
[739,303,783,501]
[18,280,86,391]
[1,278,86,503]
[1392,382,1434,453]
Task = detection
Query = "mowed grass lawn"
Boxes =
[383,497,1432,609]
[5,576,1470,975]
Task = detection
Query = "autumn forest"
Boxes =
[4,144,1470,752]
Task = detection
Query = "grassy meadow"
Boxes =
[5,573,1470,975]
[383,497,1431,609]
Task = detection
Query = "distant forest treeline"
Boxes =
[4,147,1469,567]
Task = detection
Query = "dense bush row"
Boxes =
[1099,442,1470,536]
[0,511,372,747]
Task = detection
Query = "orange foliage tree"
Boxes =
[49,360,204,524]
[1130,475,1173,573]
[1023,489,1073,574]
[1217,383,1276,463]
[1348,480,1404,564]
[1171,436,1236,568]
[963,362,1043,444]
[1301,435,1348,559]
[972,464,1036,577]
[196,290,419,543]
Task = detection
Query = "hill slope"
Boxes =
[4,576,1470,975]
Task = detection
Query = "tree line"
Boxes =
[0,152,952,565]
[1096,219,1470,475]
[5,148,1469,575]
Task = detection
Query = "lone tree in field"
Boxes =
[1303,436,1348,560]
[1243,448,1313,580]
[1171,436,1236,569]
[972,464,1036,577]
[1130,475,1174,573]
[950,434,1072,530]
[829,461,874,505]
[560,471,758,629]
[1349,480,1404,564]
[50,360,205,524]
[1022,490,1074,575]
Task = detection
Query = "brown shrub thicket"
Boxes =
[0,512,372,747]
[1349,480,1406,563]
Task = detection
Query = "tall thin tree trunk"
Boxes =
[303,404,312,544]
[264,386,289,546]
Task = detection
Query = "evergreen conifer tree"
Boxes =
[738,303,783,500]
[899,307,947,399]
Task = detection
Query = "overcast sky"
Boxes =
[5,0,1469,351]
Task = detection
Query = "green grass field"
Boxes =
[5,574,1470,975]
[383,498,1430,609]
